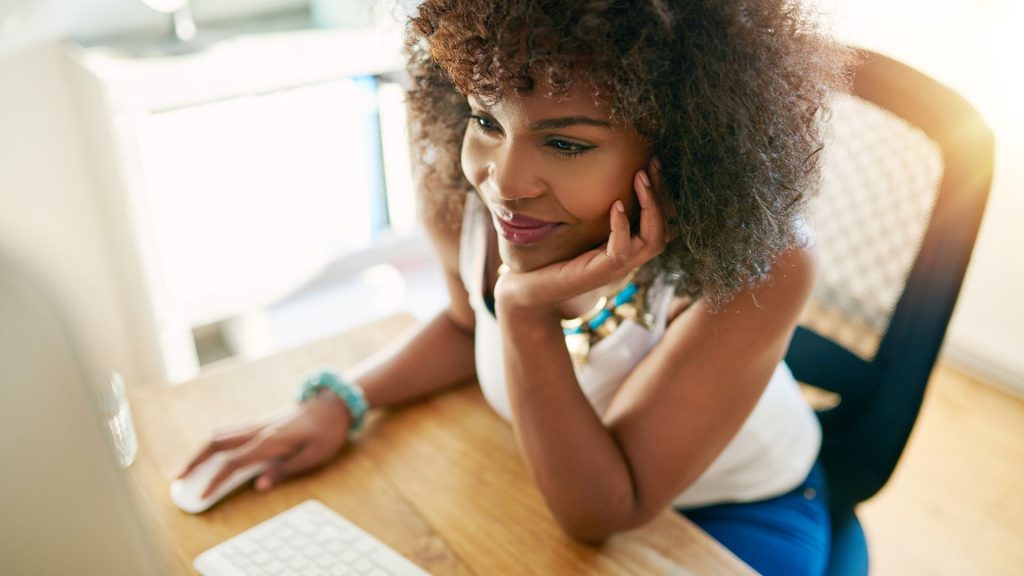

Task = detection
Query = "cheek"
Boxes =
[461,131,485,184]
[552,164,634,223]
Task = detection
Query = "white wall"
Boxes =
[944,139,1024,394]
[0,0,307,387]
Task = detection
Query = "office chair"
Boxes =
[785,49,995,576]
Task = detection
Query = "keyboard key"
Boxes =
[314,551,336,568]
[253,550,273,564]
[353,539,376,554]
[301,542,317,554]
[339,548,358,563]
[261,536,283,550]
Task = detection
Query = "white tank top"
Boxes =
[458,193,821,507]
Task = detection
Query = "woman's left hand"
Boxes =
[495,158,667,313]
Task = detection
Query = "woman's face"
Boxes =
[461,85,651,272]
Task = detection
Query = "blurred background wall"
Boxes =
[1,1,311,388]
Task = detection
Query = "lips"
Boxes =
[492,208,561,246]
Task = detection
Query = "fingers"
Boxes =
[603,168,664,271]
[606,200,631,263]
[635,165,667,254]
[175,424,262,479]
[201,432,289,498]
[255,443,331,492]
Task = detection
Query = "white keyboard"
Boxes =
[194,500,430,576]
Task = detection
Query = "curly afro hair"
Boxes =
[405,0,853,304]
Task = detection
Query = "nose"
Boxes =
[487,145,545,202]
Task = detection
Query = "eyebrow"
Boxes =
[468,101,613,131]
[528,116,612,131]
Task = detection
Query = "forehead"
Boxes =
[468,82,611,121]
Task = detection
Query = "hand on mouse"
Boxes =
[176,392,352,498]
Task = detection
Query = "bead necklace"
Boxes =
[496,265,652,368]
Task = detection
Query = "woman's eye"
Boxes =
[548,138,594,157]
[469,115,499,133]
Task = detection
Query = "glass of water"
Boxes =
[93,371,139,468]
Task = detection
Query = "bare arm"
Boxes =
[344,279,475,411]
[343,202,478,411]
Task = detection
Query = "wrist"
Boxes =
[495,294,561,325]
[496,298,565,346]
[297,370,369,438]
[309,391,353,431]
[494,276,562,317]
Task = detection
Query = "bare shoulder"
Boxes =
[756,242,817,317]
[721,242,817,330]
[667,243,817,329]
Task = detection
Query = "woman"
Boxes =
[180,2,851,573]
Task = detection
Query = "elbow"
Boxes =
[560,520,614,546]
[541,474,664,544]
[551,503,650,545]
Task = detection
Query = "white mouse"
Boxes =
[170,452,267,514]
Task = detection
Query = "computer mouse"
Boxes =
[169,452,267,514]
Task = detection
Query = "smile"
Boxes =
[492,210,562,246]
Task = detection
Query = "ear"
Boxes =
[645,156,677,239]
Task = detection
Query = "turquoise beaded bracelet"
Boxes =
[297,370,369,436]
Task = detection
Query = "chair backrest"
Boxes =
[785,49,994,514]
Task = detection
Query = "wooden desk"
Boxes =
[128,314,754,575]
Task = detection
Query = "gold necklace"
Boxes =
[561,270,651,369]
[496,265,652,368]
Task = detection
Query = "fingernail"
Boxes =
[615,200,625,213]
[256,476,271,491]
[639,171,651,188]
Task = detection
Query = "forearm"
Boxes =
[345,309,476,410]
[499,305,638,542]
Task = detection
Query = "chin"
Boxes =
[497,242,553,273]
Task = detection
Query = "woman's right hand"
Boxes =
[175,393,353,498]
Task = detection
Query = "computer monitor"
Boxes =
[0,253,168,575]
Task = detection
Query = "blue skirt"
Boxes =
[676,461,831,576]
